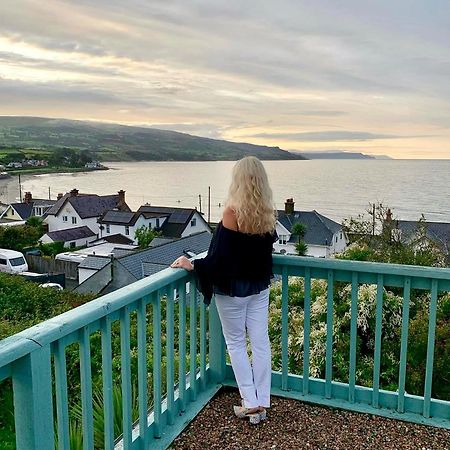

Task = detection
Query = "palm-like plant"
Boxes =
[291,222,308,256]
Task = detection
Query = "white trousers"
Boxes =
[215,288,271,408]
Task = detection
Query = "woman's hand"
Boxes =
[171,256,194,271]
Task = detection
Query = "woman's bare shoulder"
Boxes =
[222,206,238,231]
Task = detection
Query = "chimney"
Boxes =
[57,193,64,200]
[118,190,126,205]
[285,198,295,215]
[70,188,79,197]
[24,192,32,204]
[386,208,393,223]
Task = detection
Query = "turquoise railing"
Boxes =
[0,256,449,450]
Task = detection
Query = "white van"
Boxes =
[0,249,29,274]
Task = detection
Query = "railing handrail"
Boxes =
[0,266,191,368]
[273,254,450,280]
[2,255,450,368]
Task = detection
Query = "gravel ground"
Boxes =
[170,388,450,450]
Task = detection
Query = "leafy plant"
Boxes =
[135,225,161,248]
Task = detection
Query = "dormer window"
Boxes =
[63,215,68,222]
[191,218,197,227]
[279,235,287,245]
[106,224,110,233]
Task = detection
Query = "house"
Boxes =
[275,198,347,258]
[395,219,450,259]
[7,162,22,168]
[0,192,57,221]
[75,231,212,294]
[98,205,211,244]
[40,226,97,248]
[44,189,131,235]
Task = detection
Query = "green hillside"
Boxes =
[0,116,306,162]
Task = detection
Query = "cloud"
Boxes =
[0,0,449,157]
[246,131,402,142]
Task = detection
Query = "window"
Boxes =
[335,236,338,243]
[278,235,287,245]
[191,218,197,227]
[72,217,77,224]
[340,232,343,239]
[125,226,130,236]
[106,224,110,233]
[69,242,76,248]
[0,258,6,265]
[35,207,42,216]
[62,215,68,222]
[156,218,160,228]
[10,257,26,266]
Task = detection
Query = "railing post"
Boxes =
[12,345,54,450]
[208,297,226,383]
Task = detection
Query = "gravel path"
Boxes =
[170,388,450,450]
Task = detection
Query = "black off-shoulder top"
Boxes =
[192,222,277,305]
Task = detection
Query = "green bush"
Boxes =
[407,293,450,400]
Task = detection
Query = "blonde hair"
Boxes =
[226,156,277,234]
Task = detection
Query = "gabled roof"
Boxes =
[44,226,96,242]
[45,193,131,219]
[8,203,34,220]
[277,210,342,246]
[136,205,210,238]
[396,220,450,250]
[118,231,212,280]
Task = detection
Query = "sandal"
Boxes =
[233,405,261,425]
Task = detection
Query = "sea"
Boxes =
[1,160,449,224]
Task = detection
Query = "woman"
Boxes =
[171,156,277,424]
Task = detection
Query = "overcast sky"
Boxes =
[1,0,449,158]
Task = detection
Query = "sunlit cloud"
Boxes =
[0,0,449,158]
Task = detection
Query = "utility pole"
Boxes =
[198,194,202,213]
[18,174,22,202]
[208,186,211,225]
[372,203,376,236]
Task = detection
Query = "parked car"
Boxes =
[0,249,28,274]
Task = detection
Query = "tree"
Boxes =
[134,225,161,249]
[291,222,308,256]
[340,203,446,267]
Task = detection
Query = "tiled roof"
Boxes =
[277,210,342,246]
[45,226,96,242]
[137,206,195,224]
[396,220,450,250]
[97,234,135,245]
[10,203,33,219]
[118,231,212,280]
[99,210,136,225]
[32,199,57,207]
[78,255,111,270]
[46,193,130,219]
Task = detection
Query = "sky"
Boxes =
[0,0,449,159]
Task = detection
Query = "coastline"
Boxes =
[6,166,109,176]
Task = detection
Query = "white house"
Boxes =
[98,205,211,244]
[44,189,131,235]
[40,226,97,248]
[274,198,347,258]
[0,192,57,222]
